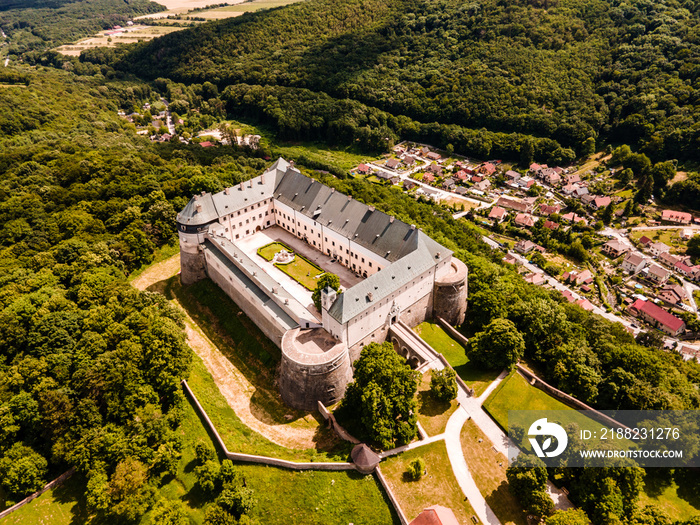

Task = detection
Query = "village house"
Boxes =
[591,196,611,210]
[601,239,629,258]
[386,158,401,170]
[629,299,685,336]
[660,251,680,267]
[561,289,576,303]
[505,170,521,182]
[514,213,537,228]
[566,269,594,286]
[544,220,559,231]
[403,180,417,191]
[524,273,545,285]
[489,206,508,223]
[455,170,469,181]
[638,236,653,247]
[356,163,372,175]
[662,209,692,224]
[580,194,596,207]
[518,176,535,189]
[561,212,588,225]
[454,186,468,196]
[538,203,561,216]
[419,147,431,157]
[561,183,578,195]
[442,178,456,191]
[426,163,443,176]
[648,242,671,257]
[422,173,435,183]
[426,151,442,161]
[474,180,491,192]
[576,298,595,311]
[504,253,519,265]
[646,264,670,285]
[496,196,533,214]
[622,252,648,274]
[514,239,544,255]
[479,162,496,176]
[659,284,686,305]
[542,168,561,185]
[471,175,483,183]
[563,173,581,185]
[573,186,589,198]
[402,155,416,167]
[674,260,696,278]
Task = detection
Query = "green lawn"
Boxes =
[257,241,326,290]
[8,378,395,525]
[414,321,500,396]
[257,241,293,261]
[629,229,685,253]
[416,371,458,437]
[380,441,476,524]
[639,470,700,522]
[482,371,600,435]
[460,420,527,525]
[275,254,325,291]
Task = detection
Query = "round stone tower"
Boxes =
[433,257,468,326]
[279,328,352,411]
[179,231,207,285]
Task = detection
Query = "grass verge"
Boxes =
[460,419,527,525]
[380,441,477,523]
[414,321,499,396]
[416,371,458,437]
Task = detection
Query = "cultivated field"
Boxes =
[55,25,182,56]
[196,0,308,18]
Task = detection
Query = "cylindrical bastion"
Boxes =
[433,257,468,326]
[279,328,353,411]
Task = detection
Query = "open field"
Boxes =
[482,371,599,434]
[416,371,458,436]
[629,229,686,253]
[639,470,700,522]
[7,381,394,525]
[380,441,477,524]
[56,25,182,55]
[441,195,482,210]
[271,141,378,172]
[197,0,307,18]
[460,419,527,525]
[414,321,499,396]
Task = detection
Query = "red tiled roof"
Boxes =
[409,505,460,525]
[632,299,685,332]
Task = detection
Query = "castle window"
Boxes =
[332,241,335,246]
[265,211,268,216]
[259,213,262,219]
[362,257,365,263]
[246,230,249,235]
[236,234,239,239]
[246,219,249,224]
[369,262,372,267]
[318,233,321,238]
[304,225,307,231]
[239,222,242,227]
[325,237,327,242]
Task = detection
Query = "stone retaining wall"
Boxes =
[516,366,628,430]
[317,401,361,444]
[375,466,409,525]
[0,467,75,520]
[437,316,470,347]
[182,379,356,471]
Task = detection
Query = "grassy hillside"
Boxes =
[119,0,700,160]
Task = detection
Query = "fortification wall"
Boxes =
[399,291,433,329]
[205,250,287,348]
[279,328,353,411]
[433,257,468,325]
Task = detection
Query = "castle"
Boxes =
[177,159,467,410]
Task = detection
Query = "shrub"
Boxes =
[406,458,426,481]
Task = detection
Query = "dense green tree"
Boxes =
[406,458,426,481]
[506,454,553,517]
[337,342,419,449]
[429,368,458,403]
[312,272,341,311]
[0,442,48,500]
[545,508,589,525]
[150,498,192,525]
[467,318,525,370]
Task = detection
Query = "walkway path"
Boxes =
[445,407,502,525]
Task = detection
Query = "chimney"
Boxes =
[410,224,416,230]
[194,194,199,201]
[389,216,395,223]
[224,187,230,195]
[201,191,206,196]
[239,182,244,191]
[260,173,265,184]
[348,195,352,201]
[249,180,253,188]
[331,188,335,193]
[195,203,202,213]
[368,206,375,212]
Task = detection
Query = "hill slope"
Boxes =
[120,0,700,160]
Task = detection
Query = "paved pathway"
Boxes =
[444,406,502,525]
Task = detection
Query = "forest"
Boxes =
[0,0,164,56]
[117,0,700,161]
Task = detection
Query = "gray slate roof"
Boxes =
[178,158,452,325]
